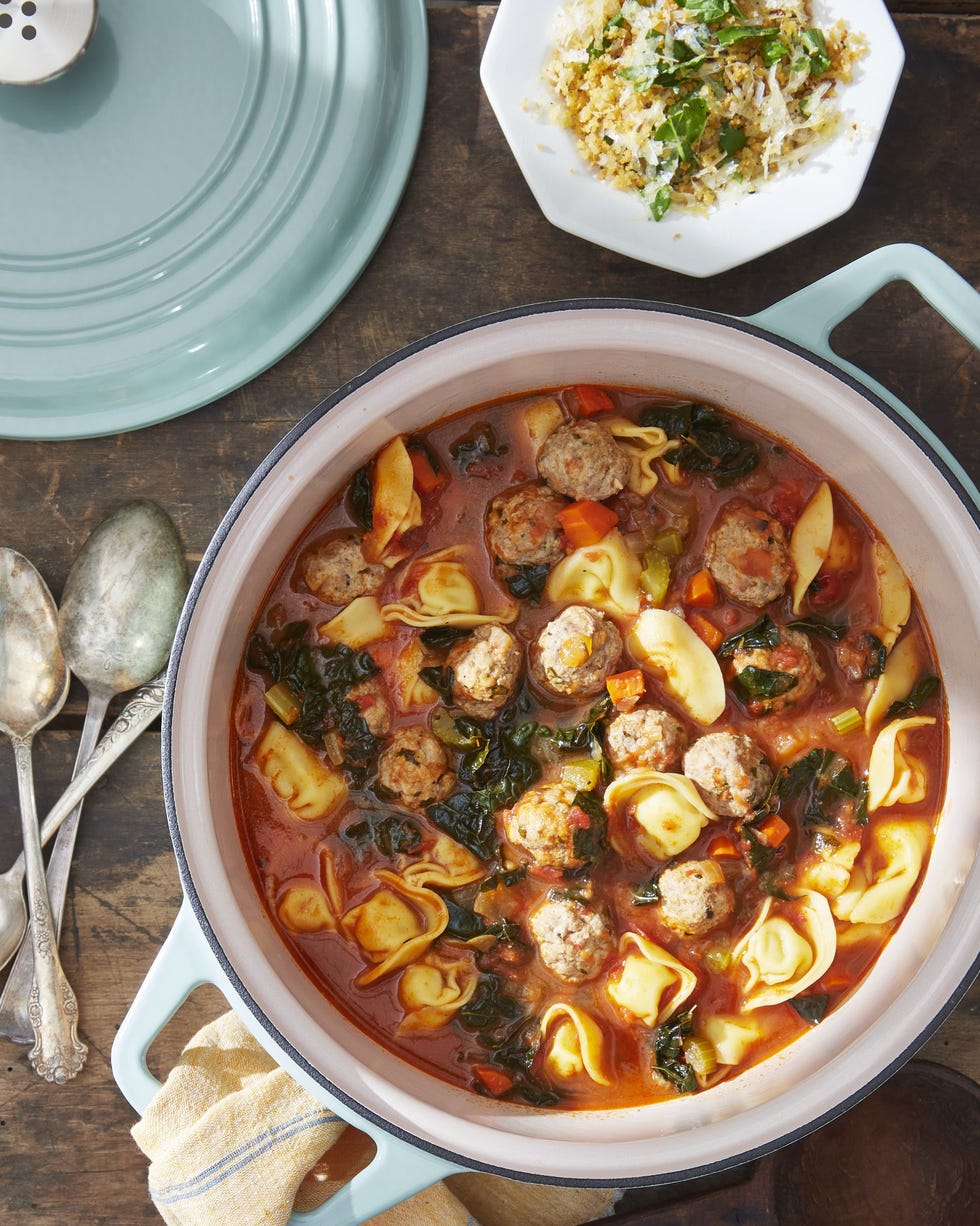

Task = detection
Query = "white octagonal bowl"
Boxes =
[481,0,905,277]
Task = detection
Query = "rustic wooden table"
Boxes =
[1,3,977,1223]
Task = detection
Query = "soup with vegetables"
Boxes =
[232,384,945,1109]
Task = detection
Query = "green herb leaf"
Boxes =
[677,0,742,20]
[787,616,847,642]
[640,402,759,487]
[790,994,829,1025]
[631,871,662,905]
[504,563,551,603]
[449,423,508,472]
[570,791,608,863]
[419,625,470,651]
[886,675,941,719]
[718,614,780,658]
[799,28,831,76]
[734,666,798,701]
[650,183,673,221]
[349,466,373,529]
[248,624,382,783]
[718,121,747,158]
[652,1006,698,1093]
[717,25,774,46]
[655,96,709,166]
[762,36,788,66]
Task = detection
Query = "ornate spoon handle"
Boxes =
[11,736,87,1083]
[0,674,165,1045]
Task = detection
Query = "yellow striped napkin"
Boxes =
[132,1012,620,1226]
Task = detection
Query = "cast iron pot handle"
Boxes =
[747,242,980,497]
[111,899,464,1226]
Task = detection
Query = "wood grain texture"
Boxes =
[0,5,976,1225]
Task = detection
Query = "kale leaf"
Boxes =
[717,615,780,658]
[886,675,941,719]
[652,1006,698,1094]
[504,563,551,603]
[449,423,508,472]
[640,402,759,487]
[733,666,798,702]
[248,623,382,784]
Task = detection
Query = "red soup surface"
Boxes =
[231,385,946,1109]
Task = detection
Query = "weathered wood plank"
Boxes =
[0,6,975,1224]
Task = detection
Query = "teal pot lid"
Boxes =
[0,0,428,439]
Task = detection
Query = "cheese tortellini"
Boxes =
[382,547,517,628]
[544,530,641,616]
[733,890,836,1011]
[605,770,715,860]
[867,716,935,811]
[604,417,676,496]
[606,932,698,1027]
[398,949,479,1032]
[627,609,726,725]
[254,721,348,822]
[362,435,423,563]
[540,1003,611,1086]
[789,481,833,614]
[341,870,448,986]
[832,820,931,925]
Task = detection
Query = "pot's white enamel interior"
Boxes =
[169,306,980,1183]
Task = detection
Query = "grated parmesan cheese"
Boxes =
[544,0,867,219]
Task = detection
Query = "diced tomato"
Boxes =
[684,568,718,607]
[768,479,804,528]
[573,384,615,417]
[807,571,845,607]
[473,1066,514,1097]
[557,499,619,548]
[567,806,592,830]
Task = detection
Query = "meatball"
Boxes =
[485,482,567,571]
[731,626,824,715]
[537,420,630,502]
[446,624,523,718]
[531,604,623,698]
[500,781,604,869]
[301,534,387,606]
[375,726,454,810]
[704,501,792,608]
[606,708,687,774]
[683,731,772,818]
[347,679,392,737]
[528,895,616,983]
[658,860,734,937]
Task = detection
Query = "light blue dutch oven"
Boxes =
[113,246,980,1224]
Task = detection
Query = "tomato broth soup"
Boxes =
[231,385,946,1110]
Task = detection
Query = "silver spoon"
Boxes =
[0,502,186,1045]
[0,549,85,1082]
[0,671,166,975]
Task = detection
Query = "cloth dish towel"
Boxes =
[132,1012,621,1226]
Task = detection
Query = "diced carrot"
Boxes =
[687,611,724,652]
[754,813,791,848]
[408,445,445,495]
[685,568,718,607]
[606,668,646,707]
[707,834,739,858]
[557,499,619,548]
[473,1066,514,1097]
[573,384,615,417]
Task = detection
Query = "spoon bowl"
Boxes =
[0,502,186,1043]
[0,549,84,1081]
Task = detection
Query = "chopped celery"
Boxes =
[651,527,684,557]
[830,706,862,735]
[703,944,731,973]
[561,757,603,792]
[265,681,302,726]
[682,1036,718,1077]
[640,551,671,604]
